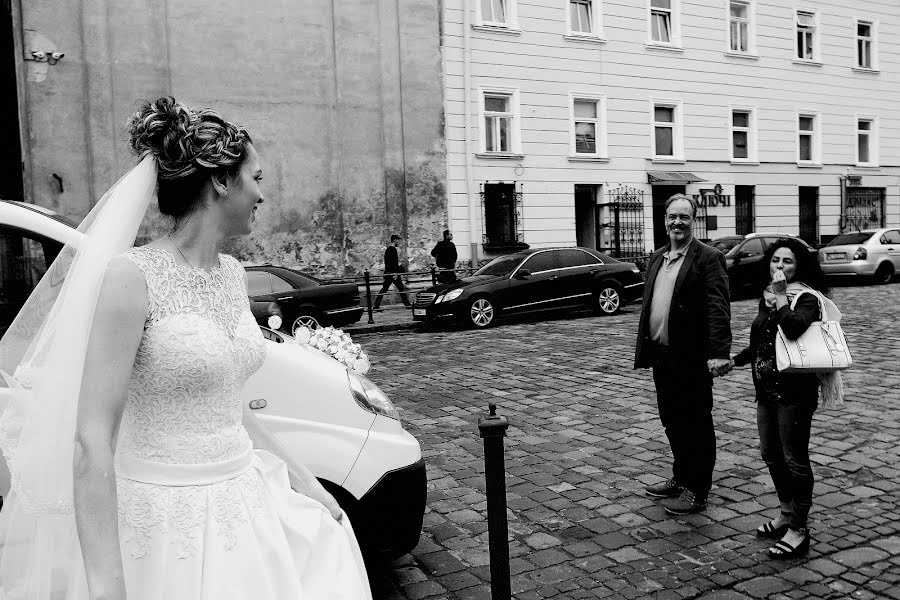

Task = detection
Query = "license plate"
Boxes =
[826,252,846,260]
[413,308,427,316]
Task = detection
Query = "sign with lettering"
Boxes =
[692,184,731,208]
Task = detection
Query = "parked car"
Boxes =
[0,199,425,564]
[819,228,900,284]
[246,264,364,334]
[412,246,644,328]
[710,233,816,298]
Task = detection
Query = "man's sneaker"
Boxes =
[645,478,682,498]
[662,489,708,515]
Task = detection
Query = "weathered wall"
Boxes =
[18,0,446,276]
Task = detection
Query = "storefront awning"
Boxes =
[647,171,707,184]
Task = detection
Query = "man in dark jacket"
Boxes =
[431,230,458,283]
[634,194,732,515]
[373,234,410,309]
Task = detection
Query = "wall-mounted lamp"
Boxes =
[29,50,65,65]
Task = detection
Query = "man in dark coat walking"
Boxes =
[431,230,458,283]
[634,194,732,515]
[373,234,410,310]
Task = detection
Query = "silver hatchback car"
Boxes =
[819,228,900,284]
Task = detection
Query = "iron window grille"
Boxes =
[481,182,526,250]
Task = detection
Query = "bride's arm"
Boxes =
[241,405,343,522]
[74,258,148,600]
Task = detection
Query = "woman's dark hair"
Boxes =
[761,237,829,294]
[126,97,252,219]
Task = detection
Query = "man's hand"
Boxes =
[707,358,733,378]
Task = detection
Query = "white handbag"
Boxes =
[775,290,852,373]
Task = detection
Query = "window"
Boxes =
[856,117,878,166]
[735,185,755,236]
[483,183,521,247]
[570,0,592,34]
[480,90,520,154]
[730,108,755,161]
[797,112,820,164]
[521,251,556,273]
[651,101,683,160]
[881,230,900,245]
[649,0,674,43]
[0,227,63,337]
[246,271,273,296]
[481,0,508,24]
[270,275,294,293]
[729,1,751,52]
[738,237,763,257]
[856,20,876,69]
[571,96,607,157]
[795,10,817,61]
[798,187,819,245]
[557,249,600,267]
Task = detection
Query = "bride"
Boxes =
[0,97,372,599]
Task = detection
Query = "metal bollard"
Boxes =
[478,403,511,600]
[364,269,374,324]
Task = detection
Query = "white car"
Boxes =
[819,228,900,285]
[0,199,425,563]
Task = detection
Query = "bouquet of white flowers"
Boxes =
[293,325,371,375]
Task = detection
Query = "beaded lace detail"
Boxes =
[115,247,267,557]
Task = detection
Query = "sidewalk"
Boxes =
[344,303,422,335]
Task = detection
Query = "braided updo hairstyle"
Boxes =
[126,97,252,219]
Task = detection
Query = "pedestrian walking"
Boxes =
[728,237,832,559]
[634,193,732,515]
[373,234,411,309]
[431,229,458,283]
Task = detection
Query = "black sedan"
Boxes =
[245,265,364,334]
[412,247,644,328]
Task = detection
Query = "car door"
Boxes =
[880,230,900,269]
[504,251,559,314]
[555,248,602,305]
[246,270,276,321]
[731,237,765,292]
[0,225,63,338]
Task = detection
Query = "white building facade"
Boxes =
[442,0,900,264]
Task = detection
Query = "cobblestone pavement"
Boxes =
[360,283,900,600]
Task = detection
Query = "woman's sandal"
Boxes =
[767,528,811,559]
[756,513,791,538]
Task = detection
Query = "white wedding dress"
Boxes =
[106,246,371,599]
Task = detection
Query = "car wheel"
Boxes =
[292,313,323,334]
[594,283,622,315]
[874,263,895,285]
[468,297,495,328]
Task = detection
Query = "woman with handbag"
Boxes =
[729,237,831,559]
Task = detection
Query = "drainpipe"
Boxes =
[463,0,478,266]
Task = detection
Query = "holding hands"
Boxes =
[707,358,734,378]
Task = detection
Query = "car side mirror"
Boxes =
[515,269,531,280]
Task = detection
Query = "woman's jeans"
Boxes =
[757,398,817,529]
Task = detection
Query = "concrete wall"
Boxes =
[17,0,446,276]
[443,0,900,259]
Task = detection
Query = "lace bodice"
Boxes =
[116,247,266,465]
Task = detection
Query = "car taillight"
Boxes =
[853,247,867,260]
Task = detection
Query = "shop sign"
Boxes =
[692,184,731,208]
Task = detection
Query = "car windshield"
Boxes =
[710,238,742,254]
[474,255,524,276]
[827,232,875,246]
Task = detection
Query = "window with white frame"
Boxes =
[728,1,751,52]
[480,0,510,26]
[796,10,817,60]
[856,19,876,69]
[650,0,674,43]
[730,108,755,161]
[570,0,593,34]
[481,91,518,153]
[857,117,878,166]
[652,102,682,159]
[571,96,607,157]
[797,113,820,164]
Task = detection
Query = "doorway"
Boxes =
[0,2,23,201]
[651,185,684,249]
[574,185,599,249]
[798,187,819,245]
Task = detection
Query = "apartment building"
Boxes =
[442,0,900,263]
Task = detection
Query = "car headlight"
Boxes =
[438,288,464,303]
[347,370,400,420]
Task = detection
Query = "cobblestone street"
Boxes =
[362,283,900,600]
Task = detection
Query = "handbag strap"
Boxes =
[788,288,826,319]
